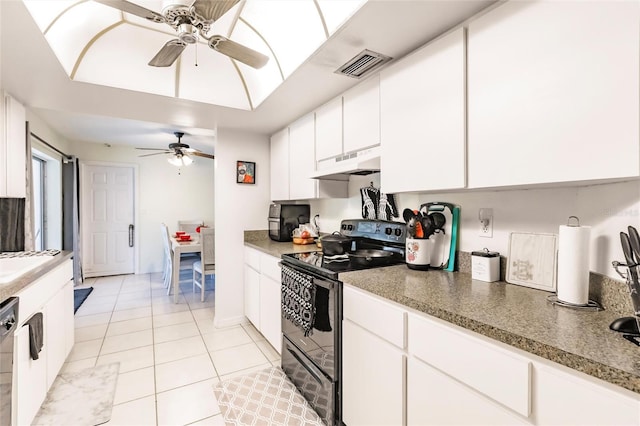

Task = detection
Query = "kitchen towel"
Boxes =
[557,221,591,305]
[281,264,316,336]
[26,312,44,360]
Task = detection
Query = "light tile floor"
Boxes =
[60,270,281,426]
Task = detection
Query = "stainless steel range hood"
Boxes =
[311,147,380,180]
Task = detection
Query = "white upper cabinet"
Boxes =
[467,0,640,188]
[288,113,317,200]
[315,96,343,161]
[1,91,26,198]
[270,127,289,201]
[343,75,380,154]
[380,28,466,193]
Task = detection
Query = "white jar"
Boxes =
[471,249,500,282]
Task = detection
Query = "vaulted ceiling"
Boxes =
[1,0,495,151]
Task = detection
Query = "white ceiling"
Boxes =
[0,0,496,152]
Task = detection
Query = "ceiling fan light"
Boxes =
[182,154,194,165]
[167,156,182,166]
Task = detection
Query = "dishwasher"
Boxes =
[0,297,18,426]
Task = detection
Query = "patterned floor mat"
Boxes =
[213,366,325,426]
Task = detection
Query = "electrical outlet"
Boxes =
[479,208,493,238]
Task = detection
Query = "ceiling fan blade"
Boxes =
[135,147,171,151]
[208,35,268,69]
[192,0,240,22]
[149,40,187,67]
[138,152,170,158]
[93,0,165,23]
[192,152,215,159]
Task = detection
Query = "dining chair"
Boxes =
[160,223,172,291]
[193,227,215,302]
[178,219,203,236]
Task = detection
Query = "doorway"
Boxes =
[80,162,137,277]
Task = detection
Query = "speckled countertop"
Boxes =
[0,251,73,301]
[245,230,640,395]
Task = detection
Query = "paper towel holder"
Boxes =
[546,294,603,311]
[567,216,581,227]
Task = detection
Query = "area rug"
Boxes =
[74,287,93,314]
[32,362,120,426]
[213,366,325,426]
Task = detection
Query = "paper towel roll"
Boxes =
[557,223,591,305]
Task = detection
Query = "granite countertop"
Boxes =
[244,230,640,395]
[0,251,74,301]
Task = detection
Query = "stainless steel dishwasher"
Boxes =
[0,297,18,426]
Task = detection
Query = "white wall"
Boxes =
[311,177,640,280]
[68,140,215,274]
[214,128,270,327]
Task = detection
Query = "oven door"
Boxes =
[282,335,335,426]
[281,271,338,380]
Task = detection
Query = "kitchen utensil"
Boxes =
[347,249,393,266]
[627,226,640,264]
[619,233,640,314]
[321,232,353,256]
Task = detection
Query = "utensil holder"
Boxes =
[611,261,640,346]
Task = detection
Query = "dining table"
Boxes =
[170,234,202,303]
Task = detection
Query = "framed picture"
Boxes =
[236,161,256,184]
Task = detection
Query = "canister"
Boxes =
[471,249,500,282]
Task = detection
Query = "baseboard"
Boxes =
[213,314,248,329]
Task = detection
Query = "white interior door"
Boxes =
[81,163,135,277]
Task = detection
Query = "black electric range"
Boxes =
[281,219,407,280]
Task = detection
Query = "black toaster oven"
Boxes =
[268,203,310,242]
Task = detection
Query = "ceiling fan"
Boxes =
[137,132,214,166]
[93,0,269,68]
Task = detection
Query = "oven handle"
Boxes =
[286,347,325,385]
[278,262,335,291]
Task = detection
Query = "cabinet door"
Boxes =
[1,92,26,198]
[407,357,528,426]
[243,265,260,328]
[343,75,380,154]
[467,1,640,188]
[288,113,317,200]
[533,361,640,426]
[380,27,466,193]
[270,128,290,201]
[14,324,47,426]
[342,319,404,426]
[259,275,282,354]
[44,287,67,388]
[315,96,343,161]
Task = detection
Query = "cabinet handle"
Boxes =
[129,224,134,247]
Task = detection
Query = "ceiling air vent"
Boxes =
[335,49,392,79]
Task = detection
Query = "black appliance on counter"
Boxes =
[268,203,310,242]
[280,219,406,425]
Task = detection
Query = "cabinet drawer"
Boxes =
[408,313,530,417]
[343,285,406,348]
[260,253,281,283]
[244,246,261,271]
[16,260,73,326]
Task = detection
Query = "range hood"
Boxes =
[311,147,380,180]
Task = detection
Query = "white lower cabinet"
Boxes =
[243,264,260,329]
[243,246,282,354]
[342,319,405,426]
[342,284,640,426]
[342,286,406,425]
[13,259,74,426]
[532,359,639,426]
[407,356,527,426]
